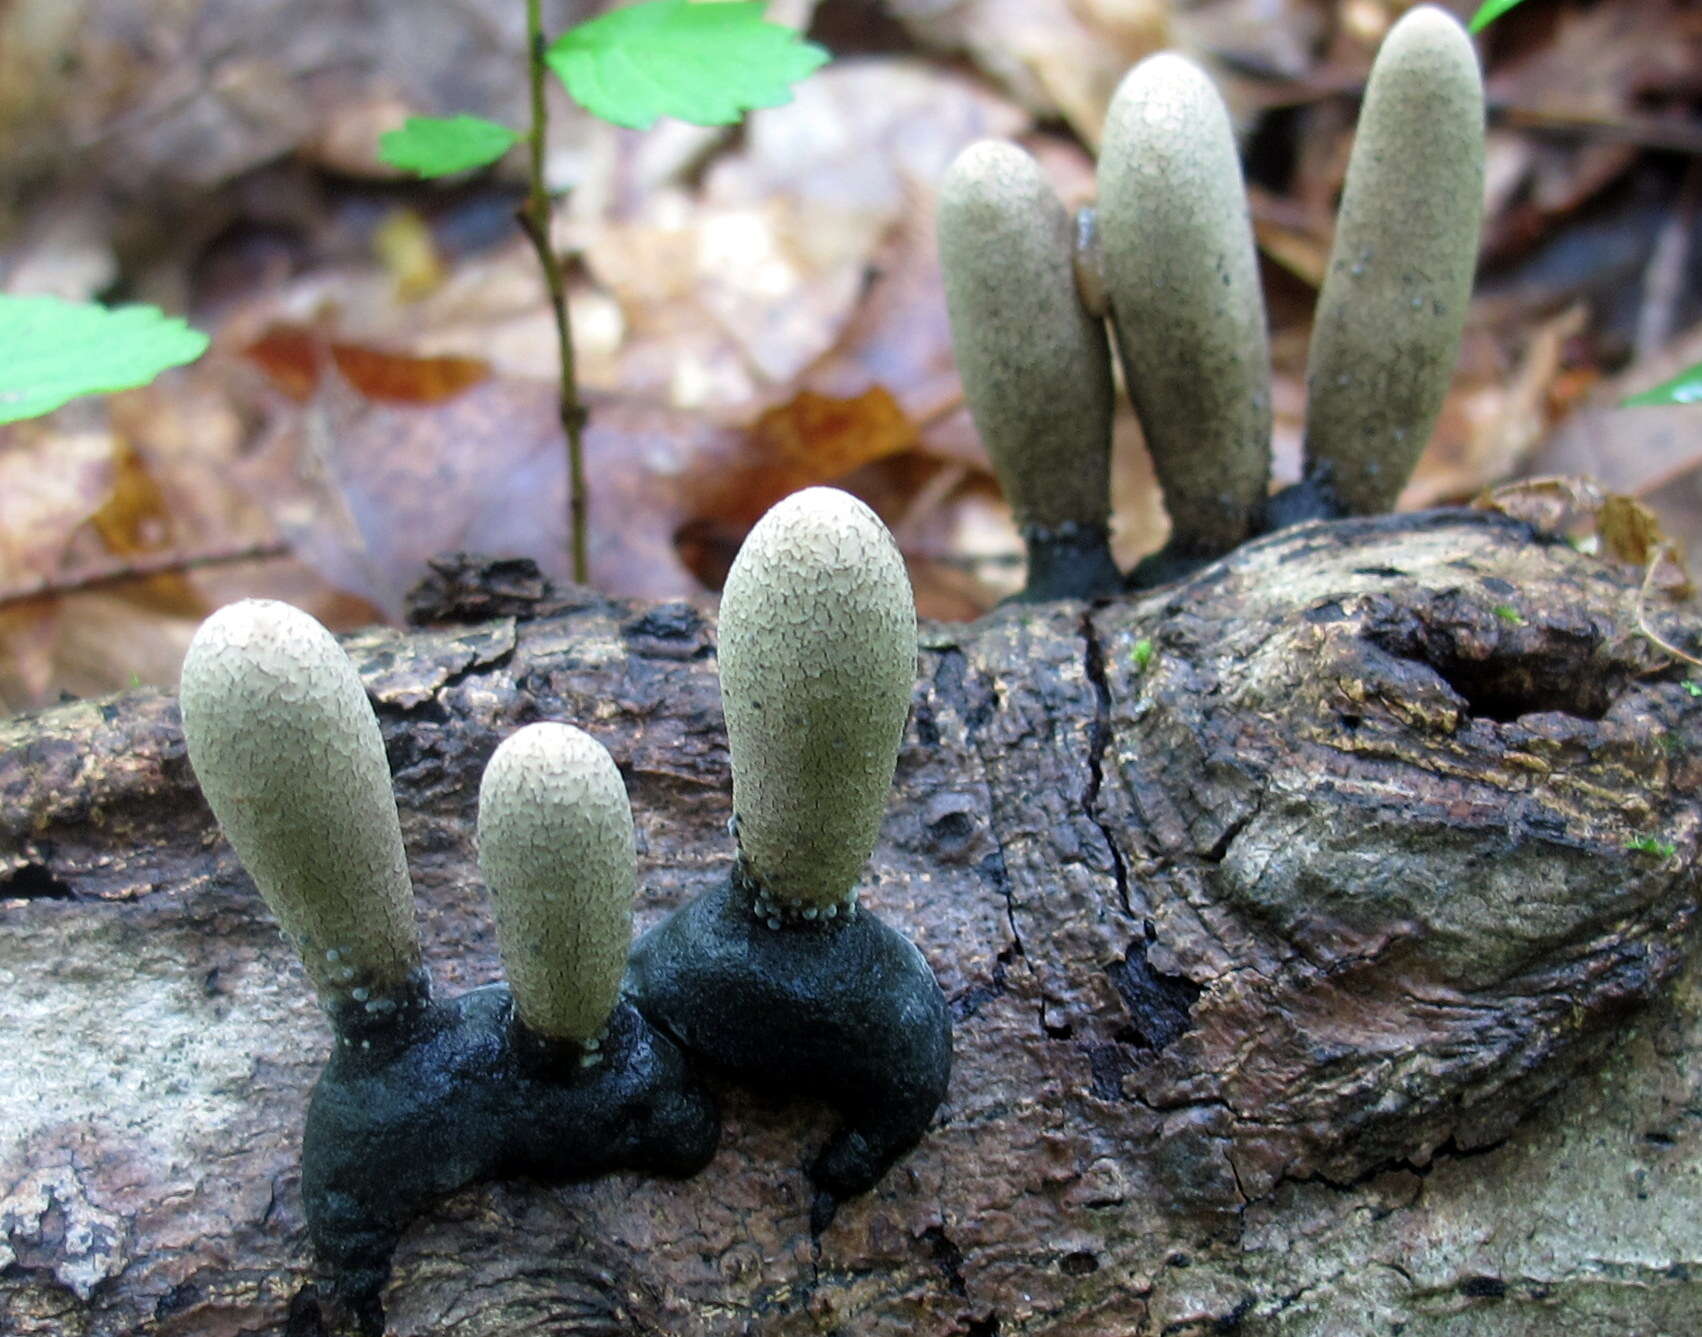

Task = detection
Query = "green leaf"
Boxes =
[1626,836,1676,859]
[1468,0,1529,33]
[1621,360,1702,408]
[546,0,828,131]
[1684,680,1702,698]
[1131,638,1155,672]
[379,115,519,177]
[0,295,209,424]
[1492,604,1525,625]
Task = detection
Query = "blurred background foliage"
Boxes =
[1,0,1699,710]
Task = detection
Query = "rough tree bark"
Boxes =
[3,509,1699,1337]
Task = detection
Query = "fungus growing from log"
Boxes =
[1301,4,1485,516]
[938,140,1121,601]
[477,721,635,1056]
[179,598,423,1018]
[1096,50,1272,574]
[936,10,1487,584]
[180,601,716,1334]
[628,487,952,1225]
[720,486,918,917]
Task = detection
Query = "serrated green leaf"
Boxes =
[378,115,519,177]
[546,0,828,131]
[1469,0,1529,33]
[1621,360,1702,408]
[0,295,209,424]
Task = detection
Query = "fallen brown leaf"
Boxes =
[243,327,491,405]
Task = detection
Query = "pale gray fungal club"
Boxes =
[938,140,1115,538]
[1097,52,1272,557]
[1302,4,1485,516]
[477,722,636,1048]
[178,599,420,1008]
[718,487,917,913]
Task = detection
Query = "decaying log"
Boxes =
[3,509,1700,1336]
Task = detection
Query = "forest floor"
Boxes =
[1,0,1699,709]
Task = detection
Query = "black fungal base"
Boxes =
[1124,543,1217,590]
[302,976,718,1334]
[1262,471,1346,532]
[1016,523,1124,602]
[1129,471,1354,591]
[626,874,953,1231]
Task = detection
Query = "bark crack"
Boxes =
[1079,607,1131,918]
[920,1224,969,1298]
[937,646,1026,962]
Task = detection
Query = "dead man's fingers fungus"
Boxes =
[182,602,717,1334]
[718,486,917,917]
[179,597,421,1014]
[629,487,951,1219]
[478,722,635,1053]
[938,140,1121,600]
[1302,4,1485,515]
[1097,52,1272,565]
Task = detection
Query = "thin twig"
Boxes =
[0,541,292,609]
[1635,554,1702,669]
[1493,105,1702,156]
[519,0,590,584]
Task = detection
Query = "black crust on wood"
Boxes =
[625,873,952,1225]
[1015,524,1125,602]
[302,986,717,1333]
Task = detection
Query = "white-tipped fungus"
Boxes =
[1097,52,1272,556]
[179,599,419,1008]
[718,487,917,915]
[1302,5,1485,515]
[476,722,635,1048]
[938,140,1115,539]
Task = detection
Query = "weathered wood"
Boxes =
[3,510,1699,1336]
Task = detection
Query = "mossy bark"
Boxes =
[3,517,1699,1337]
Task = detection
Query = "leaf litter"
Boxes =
[2,0,1700,708]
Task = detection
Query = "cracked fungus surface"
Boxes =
[179,599,419,1006]
[477,722,635,1045]
[719,488,918,910]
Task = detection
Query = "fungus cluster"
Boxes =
[175,9,1486,1316]
[938,4,1484,595]
[179,489,950,1318]
[181,602,718,1333]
